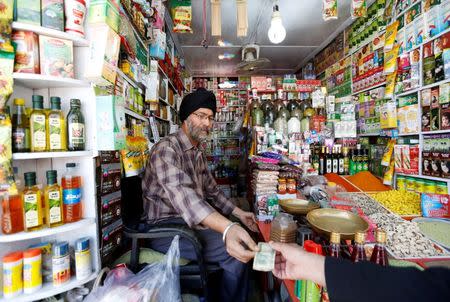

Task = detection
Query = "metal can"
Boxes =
[23,248,42,293]
[52,242,70,286]
[75,237,92,280]
[424,180,437,194]
[396,175,406,191]
[436,181,447,195]
[2,251,23,298]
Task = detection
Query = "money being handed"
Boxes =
[253,242,276,272]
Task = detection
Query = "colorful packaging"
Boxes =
[323,0,338,21]
[383,158,395,185]
[385,71,397,98]
[23,248,42,294]
[39,35,74,78]
[422,89,432,107]
[396,175,406,191]
[11,31,39,73]
[396,28,406,55]
[439,0,450,31]
[96,95,126,150]
[384,45,400,74]
[440,84,450,104]
[421,193,450,217]
[422,106,431,131]
[441,103,450,129]
[423,151,432,176]
[423,0,441,12]
[406,2,422,25]
[394,145,403,172]
[425,5,440,38]
[414,14,426,45]
[410,145,419,173]
[88,0,121,33]
[64,0,87,37]
[440,152,450,178]
[444,49,450,79]
[380,101,397,129]
[14,0,40,25]
[2,251,23,298]
[423,56,436,85]
[384,21,399,51]
[405,23,415,51]
[351,0,367,19]
[170,0,193,33]
[42,0,64,31]
[431,87,440,108]
[431,151,442,177]
[401,145,411,171]
[431,107,441,131]
[52,242,70,286]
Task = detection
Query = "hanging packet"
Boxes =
[351,0,367,19]
[384,45,400,75]
[323,0,338,21]
[384,21,399,52]
[170,0,193,33]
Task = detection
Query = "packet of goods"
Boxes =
[384,45,400,75]
[401,145,411,171]
[381,139,396,167]
[384,71,397,98]
[170,0,193,33]
[0,0,13,51]
[323,0,338,21]
[384,21,399,52]
[421,193,450,218]
[383,158,395,186]
[351,0,367,19]
[0,48,14,109]
[0,110,14,193]
[394,145,403,172]
[11,31,40,74]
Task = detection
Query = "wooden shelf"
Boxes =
[13,151,92,160]
[0,218,95,243]
[12,22,89,47]
[13,73,90,89]
[0,273,98,302]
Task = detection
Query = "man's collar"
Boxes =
[177,129,195,152]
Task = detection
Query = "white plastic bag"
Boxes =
[85,236,181,302]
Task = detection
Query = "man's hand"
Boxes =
[269,241,326,287]
[232,208,259,233]
[225,224,258,263]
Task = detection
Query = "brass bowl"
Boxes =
[279,199,320,215]
[306,208,369,240]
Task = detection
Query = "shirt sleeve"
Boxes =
[325,256,450,302]
[202,154,236,216]
[151,145,215,227]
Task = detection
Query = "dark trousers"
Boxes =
[139,218,249,302]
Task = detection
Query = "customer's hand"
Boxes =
[269,241,326,286]
[225,224,258,263]
[232,208,259,233]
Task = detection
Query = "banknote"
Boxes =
[253,242,275,272]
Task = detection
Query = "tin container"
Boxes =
[75,237,92,280]
[52,241,70,286]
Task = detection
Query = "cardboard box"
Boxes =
[88,0,121,33]
[85,25,120,86]
[39,35,73,78]
[422,106,431,131]
[98,162,122,195]
[422,88,432,107]
[14,0,40,25]
[41,0,64,31]
[98,191,122,228]
[100,219,124,265]
[431,87,440,108]
[12,30,39,73]
[431,107,441,131]
[96,95,126,151]
[441,103,450,130]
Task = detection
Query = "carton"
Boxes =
[96,95,126,151]
[11,31,39,73]
[39,35,73,78]
[422,106,431,131]
[88,0,120,33]
[14,0,40,25]
[84,24,120,86]
[41,0,64,31]
[441,103,450,130]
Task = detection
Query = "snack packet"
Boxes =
[170,0,193,33]
[323,0,338,21]
[384,21,399,52]
[351,0,367,19]
[384,45,400,74]
[421,193,450,218]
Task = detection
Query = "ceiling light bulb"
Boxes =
[268,5,286,44]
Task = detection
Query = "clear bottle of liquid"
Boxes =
[12,98,30,152]
[67,99,85,151]
[47,97,66,152]
[62,163,82,223]
[44,170,63,228]
[351,231,367,263]
[30,95,47,152]
[22,172,44,232]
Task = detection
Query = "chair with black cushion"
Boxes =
[120,176,222,301]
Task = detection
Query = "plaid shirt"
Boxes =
[142,129,236,227]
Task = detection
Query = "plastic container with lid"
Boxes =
[270,213,297,243]
[52,241,71,286]
[424,180,437,194]
[405,177,416,192]
[3,251,23,298]
[436,182,448,195]
[415,179,425,193]
[23,248,42,293]
[396,175,406,191]
[75,237,92,280]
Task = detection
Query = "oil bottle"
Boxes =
[12,98,30,152]
[67,99,85,151]
[44,170,63,228]
[47,97,66,151]
[23,172,44,232]
[30,95,47,152]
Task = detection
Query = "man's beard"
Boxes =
[186,119,210,142]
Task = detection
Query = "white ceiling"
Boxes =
[174,0,358,76]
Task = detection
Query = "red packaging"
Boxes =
[431,87,440,109]
[421,194,450,218]
[12,31,40,74]
[410,145,419,174]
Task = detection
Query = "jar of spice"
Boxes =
[278,178,287,194]
[287,179,297,194]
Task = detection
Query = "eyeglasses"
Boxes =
[192,112,215,123]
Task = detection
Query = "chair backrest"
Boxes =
[121,175,144,228]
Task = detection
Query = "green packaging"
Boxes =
[15,0,41,25]
[41,0,64,31]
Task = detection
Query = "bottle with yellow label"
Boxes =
[30,95,47,152]
[47,97,66,151]
[44,170,63,228]
[23,172,44,232]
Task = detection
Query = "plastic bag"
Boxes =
[351,0,367,19]
[170,0,193,33]
[85,236,181,302]
[323,0,338,21]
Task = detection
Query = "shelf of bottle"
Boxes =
[13,73,91,89]
[11,22,90,47]
[0,272,98,302]
[395,173,450,183]
[12,150,93,160]
[124,108,149,122]
[117,70,145,93]
[0,218,95,243]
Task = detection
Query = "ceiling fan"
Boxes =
[235,44,270,74]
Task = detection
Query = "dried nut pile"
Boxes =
[337,193,389,215]
[368,213,446,258]
[370,191,422,216]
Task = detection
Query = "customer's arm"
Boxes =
[151,146,258,262]
[269,242,450,302]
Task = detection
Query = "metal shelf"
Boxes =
[13,73,90,89]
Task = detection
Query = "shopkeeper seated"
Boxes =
[140,88,258,302]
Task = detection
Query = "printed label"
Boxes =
[12,128,26,149]
[68,123,85,146]
[32,115,46,148]
[63,188,81,205]
[48,191,62,224]
[49,117,62,150]
[24,194,39,228]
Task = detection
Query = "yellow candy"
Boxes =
[371,190,422,216]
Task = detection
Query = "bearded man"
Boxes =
[141,88,258,302]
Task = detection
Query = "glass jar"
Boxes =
[251,107,264,126]
[287,179,296,194]
[278,178,287,194]
[66,99,86,151]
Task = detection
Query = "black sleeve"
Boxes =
[325,256,450,302]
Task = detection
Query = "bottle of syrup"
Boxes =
[351,231,367,263]
[329,232,341,258]
[370,229,389,266]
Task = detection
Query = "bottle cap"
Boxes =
[354,231,366,244]
[24,172,37,186]
[32,95,44,109]
[14,98,25,106]
[3,251,23,262]
[75,237,90,252]
[50,97,61,110]
[46,170,58,184]
[375,229,387,243]
[23,248,41,258]
[330,232,340,244]
[70,99,81,107]
[32,95,44,102]
[52,241,69,257]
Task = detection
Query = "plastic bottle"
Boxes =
[67,99,86,151]
[47,97,67,151]
[30,95,47,152]
[62,163,82,222]
[44,170,63,227]
[23,172,44,232]
[299,240,322,302]
[23,248,42,293]
[12,98,30,152]
[1,192,24,234]
[75,237,92,280]
[2,251,23,298]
